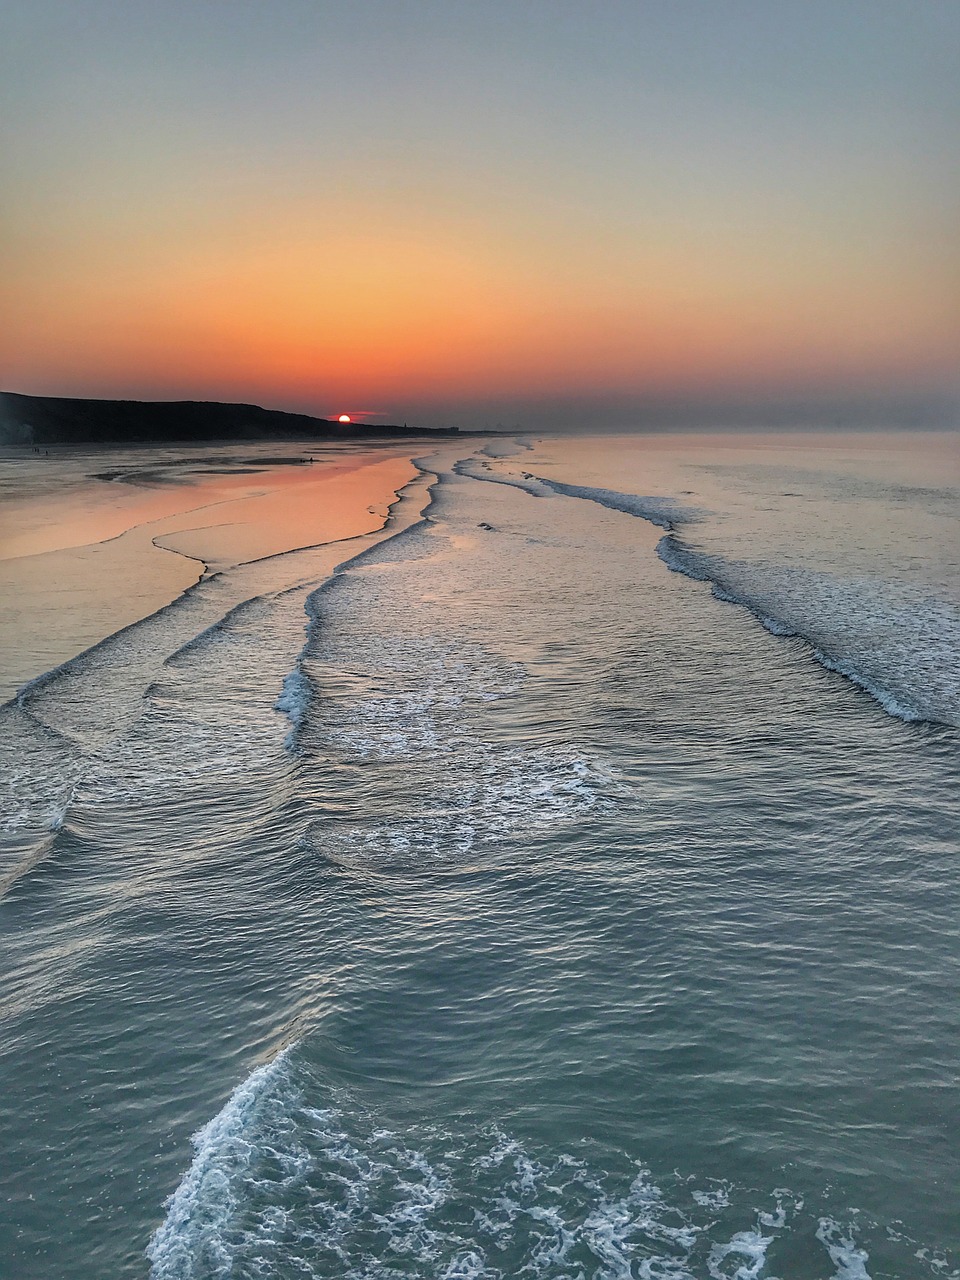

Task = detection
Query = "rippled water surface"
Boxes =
[1,431,958,1279]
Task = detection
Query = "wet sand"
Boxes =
[0,443,423,702]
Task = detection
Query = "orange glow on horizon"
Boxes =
[2,5,957,425]
[4,208,956,415]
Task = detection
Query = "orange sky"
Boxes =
[3,2,958,428]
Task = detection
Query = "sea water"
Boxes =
[0,431,957,1279]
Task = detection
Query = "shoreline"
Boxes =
[0,444,436,702]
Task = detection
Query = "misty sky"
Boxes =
[2,0,958,428]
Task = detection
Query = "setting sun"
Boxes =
[338,414,351,423]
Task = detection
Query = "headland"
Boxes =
[0,392,461,446]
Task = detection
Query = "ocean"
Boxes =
[0,430,957,1279]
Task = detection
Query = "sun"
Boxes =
[338,413,352,423]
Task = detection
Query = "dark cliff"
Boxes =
[0,393,459,445]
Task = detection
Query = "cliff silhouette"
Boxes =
[0,393,460,446]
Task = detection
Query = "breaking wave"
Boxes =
[453,457,555,497]
[451,459,704,529]
[537,479,704,529]
[655,533,960,727]
[148,1049,909,1280]
[457,461,958,730]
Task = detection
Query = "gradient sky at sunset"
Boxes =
[2,1,958,428]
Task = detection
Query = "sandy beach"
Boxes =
[0,442,426,703]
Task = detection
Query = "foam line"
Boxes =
[537,477,704,527]
[655,533,932,725]
[461,460,940,729]
[146,1049,294,1279]
[147,1057,863,1280]
[453,457,555,497]
[274,457,451,748]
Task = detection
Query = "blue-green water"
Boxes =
[1,432,958,1278]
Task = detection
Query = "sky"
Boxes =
[2,0,958,429]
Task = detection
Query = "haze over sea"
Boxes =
[0,427,957,1279]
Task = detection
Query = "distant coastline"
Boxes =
[0,392,462,446]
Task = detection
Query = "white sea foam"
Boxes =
[147,1049,295,1278]
[311,632,525,762]
[816,1217,874,1279]
[0,768,75,836]
[287,518,632,868]
[540,480,704,528]
[274,668,311,727]
[914,1246,960,1277]
[655,534,948,725]
[454,457,556,497]
[812,649,922,722]
[0,713,84,893]
[78,704,292,806]
[148,1052,812,1280]
[314,744,621,868]
[693,1186,731,1210]
[706,1230,774,1279]
[303,625,622,865]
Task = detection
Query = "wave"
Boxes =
[465,457,956,729]
[280,511,628,867]
[0,461,447,884]
[173,464,442,673]
[274,668,312,734]
[148,1050,902,1280]
[453,457,555,497]
[5,460,437,718]
[537,479,704,528]
[454,462,705,530]
[460,465,960,732]
[0,706,85,899]
[479,439,521,458]
[9,589,205,716]
[479,435,536,459]
[273,459,448,752]
[811,649,927,724]
[146,1050,295,1279]
[460,461,957,729]
[655,534,957,726]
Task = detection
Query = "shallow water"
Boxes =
[0,442,418,700]
[1,431,958,1279]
